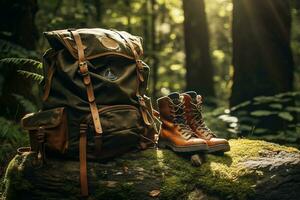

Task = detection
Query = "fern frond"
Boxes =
[17,70,44,83]
[12,94,38,113]
[0,58,42,69]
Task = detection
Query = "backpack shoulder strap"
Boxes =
[69,30,103,135]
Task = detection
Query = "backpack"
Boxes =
[21,28,158,196]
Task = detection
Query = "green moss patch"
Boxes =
[138,139,299,200]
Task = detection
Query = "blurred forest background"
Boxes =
[0,0,300,177]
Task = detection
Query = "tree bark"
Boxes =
[183,0,215,98]
[0,0,38,50]
[230,0,294,107]
[150,0,159,101]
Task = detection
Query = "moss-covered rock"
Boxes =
[1,139,300,200]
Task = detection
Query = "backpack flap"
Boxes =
[21,107,68,155]
[44,28,143,61]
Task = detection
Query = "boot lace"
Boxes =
[190,101,215,138]
[171,101,195,140]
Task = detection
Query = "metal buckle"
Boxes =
[79,61,87,67]
[78,62,89,76]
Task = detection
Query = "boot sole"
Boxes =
[158,140,208,152]
[208,144,230,153]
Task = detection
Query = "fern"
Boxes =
[0,39,37,59]
[0,58,42,69]
[17,70,44,83]
[12,94,38,113]
[0,57,44,83]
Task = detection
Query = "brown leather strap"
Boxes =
[115,32,153,126]
[36,126,46,164]
[79,123,88,196]
[70,30,103,135]
[42,61,55,101]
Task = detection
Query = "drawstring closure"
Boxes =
[171,102,195,140]
[190,101,215,138]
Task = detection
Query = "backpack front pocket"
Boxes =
[85,105,145,159]
[21,107,68,155]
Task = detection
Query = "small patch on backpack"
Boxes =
[104,68,118,81]
[99,37,119,50]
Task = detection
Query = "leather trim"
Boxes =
[70,30,103,135]
[21,107,65,130]
[115,31,151,126]
[46,29,142,60]
[79,123,88,196]
[42,61,55,102]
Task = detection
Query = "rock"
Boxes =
[1,139,300,200]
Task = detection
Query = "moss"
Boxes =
[132,139,298,200]
[2,152,34,199]
[94,181,137,200]
[1,139,299,200]
[160,176,187,200]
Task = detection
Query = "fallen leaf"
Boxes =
[149,189,160,197]
[106,181,118,188]
[123,166,129,174]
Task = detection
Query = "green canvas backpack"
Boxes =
[21,28,158,196]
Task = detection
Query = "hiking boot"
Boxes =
[183,91,230,153]
[157,92,208,152]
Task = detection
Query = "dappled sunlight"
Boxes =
[155,149,166,169]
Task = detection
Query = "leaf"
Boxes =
[269,103,283,110]
[0,58,42,69]
[105,181,118,188]
[250,110,275,117]
[239,124,253,131]
[278,112,294,121]
[253,96,277,103]
[253,128,268,135]
[275,91,300,98]
[149,189,160,197]
[17,70,44,83]
[285,106,300,113]
[231,100,251,111]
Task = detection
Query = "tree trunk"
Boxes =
[0,0,38,50]
[183,0,215,98]
[230,0,294,107]
[150,0,159,101]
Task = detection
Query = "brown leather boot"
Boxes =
[183,91,230,153]
[157,93,208,152]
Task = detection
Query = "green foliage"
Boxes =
[0,117,28,175]
[210,92,300,148]
[0,58,42,69]
[0,58,43,79]
[12,94,38,113]
[0,39,37,59]
[250,110,276,117]
[16,70,44,83]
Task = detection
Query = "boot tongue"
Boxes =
[185,91,197,99]
[168,92,181,104]
[168,92,185,123]
[185,91,198,103]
